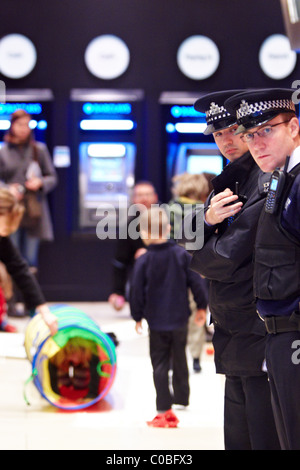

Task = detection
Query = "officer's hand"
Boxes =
[205,188,243,225]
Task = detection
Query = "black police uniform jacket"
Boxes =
[190,152,270,376]
[254,163,300,303]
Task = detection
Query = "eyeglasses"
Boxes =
[240,119,291,143]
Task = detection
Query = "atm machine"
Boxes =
[159,92,227,200]
[70,89,144,231]
[0,88,53,147]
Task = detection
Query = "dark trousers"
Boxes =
[266,331,300,450]
[224,375,280,450]
[149,326,189,412]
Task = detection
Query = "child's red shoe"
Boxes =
[164,409,179,427]
[147,409,179,428]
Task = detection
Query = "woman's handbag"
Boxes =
[21,144,43,230]
[21,190,42,229]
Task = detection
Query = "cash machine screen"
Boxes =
[89,157,124,183]
[170,143,225,179]
[78,141,136,227]
[187,154,224,175]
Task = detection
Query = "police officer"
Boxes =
[225,88,300,450]
[189,90,280,450]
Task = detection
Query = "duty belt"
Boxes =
[264,310,300,334]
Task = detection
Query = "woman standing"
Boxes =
[0,109,58,316]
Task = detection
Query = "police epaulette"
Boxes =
[258,172,271,195]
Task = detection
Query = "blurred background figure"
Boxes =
[169,172,209,239]
[168,172,211,372]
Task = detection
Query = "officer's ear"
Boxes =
[288,115,300,138]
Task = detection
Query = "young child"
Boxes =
[168,172,209,240]
[129,206,207,427]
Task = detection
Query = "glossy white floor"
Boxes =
[0,302,225,451]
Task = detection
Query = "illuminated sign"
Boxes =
[0,103,43,115]
[170,105,205,118]
[177,35,220,80]
[0,119,47,130]
[80,119,135,131]
[0,34,37,79]
[166,122,207,134]
[84,35,130,80]
[82,102,132,115]
[259,34,297,79]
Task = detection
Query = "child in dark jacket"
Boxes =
[130,206,207,427]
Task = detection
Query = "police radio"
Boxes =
[265,156,290,214]
[224,182,248,207]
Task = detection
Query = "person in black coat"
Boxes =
[130,206,207,425]
[184,91,280,450]
[0,186,57,335]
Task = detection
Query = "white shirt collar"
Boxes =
[286,146,300,172]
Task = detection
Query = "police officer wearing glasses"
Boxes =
[225,88,300,450]
[186,90,280,450]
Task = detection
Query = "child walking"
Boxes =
[129,206,207,427]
